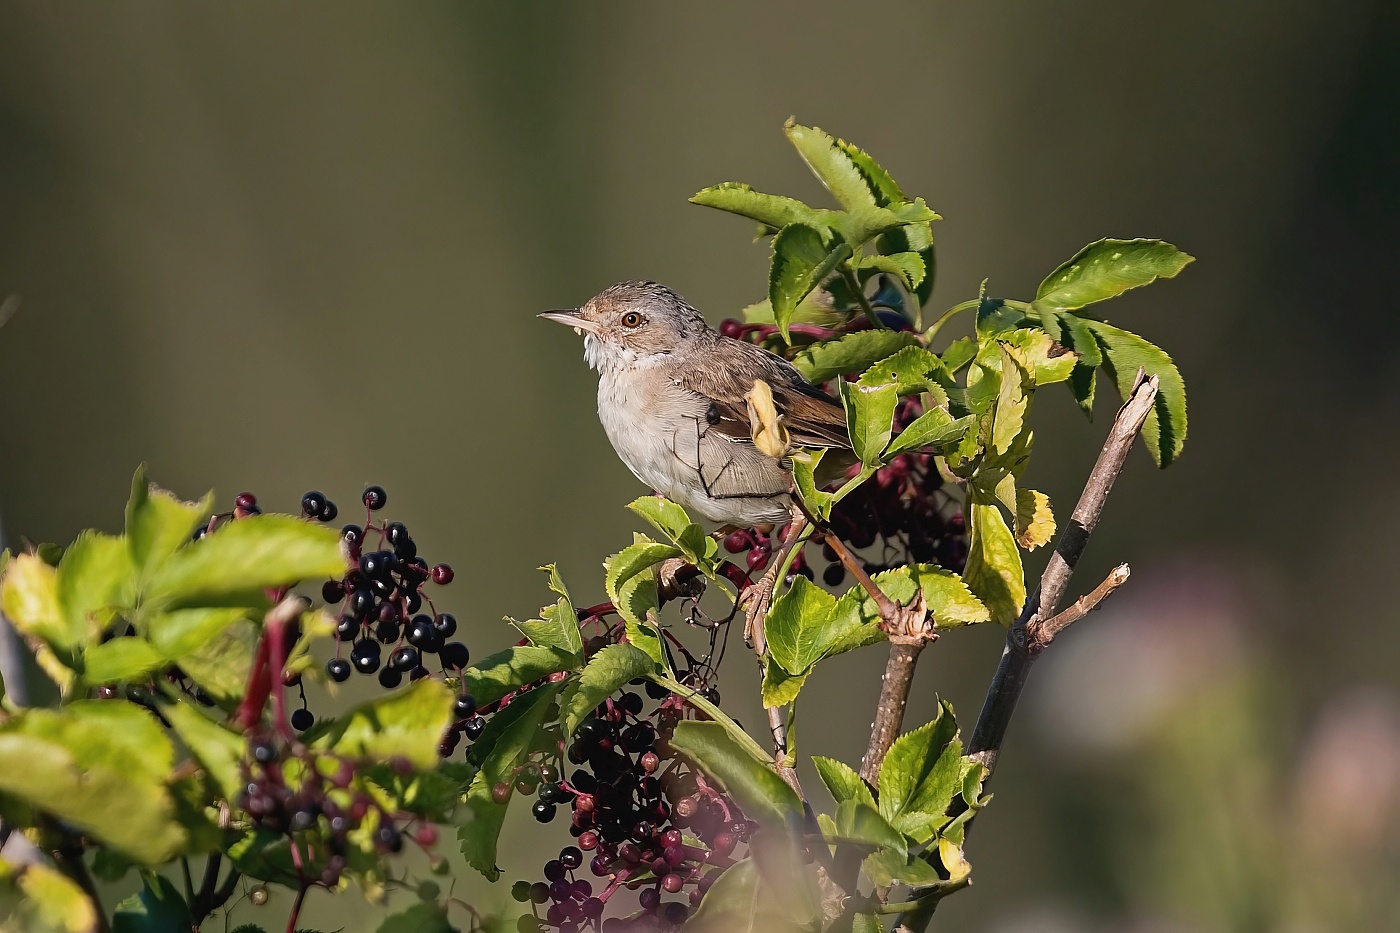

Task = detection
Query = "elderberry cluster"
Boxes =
[321,486,470,692]
[237,733,438,889]
[722,396,968,584]
[506,678,748,932]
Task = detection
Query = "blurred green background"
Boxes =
[2,1,1397,930]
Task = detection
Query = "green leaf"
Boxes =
[760,661,808,708]
[627,497,714,566]
[852,911,885,933]
[877,702,964,843]
[812,756,875,810]
[857,252,925,290]
[318,678,454,770]
[878,221,936,306]
[458,683,562,879]
[689,182,831,231]
[0,861,99,933]
[170,618,257,705]
[1045,310,1103,415]
[163,701,244,801]
[124,466,212,583]
[561,644,656,733]
[0,704,184,863]
[605,540,679,613]
[790,330,917,384]
[55,532,131,645]
[512,564,584,657]
[791,450,836,522]
[669,721,802,828]
[859,346,952,401]
[648,672,773,763]
[1033,238,1193,312]
[81,638,164,684]
[784,121,878,212]
[975,297,1027,340]
[769,223,852,343]
[146,514,346,610]
[1002,328,1078,386]
[835,136,905,205]
[991,343,1032,457]
[839,378,898,467]
[835,799,906,855]
[962,501,1025,626]
[146,607,250,659]
[885,410,977,459]
[764,576,838,676]
[686,858,760,930]
[2,554,70,650]
[862,847,945,887]
[111,873,192,933]
[1083,319,1188,467]
[940,336,977,373]
[375,901,458,933]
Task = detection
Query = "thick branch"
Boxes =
[859,642,923,785]
[892,372,1157,933]
[967,372,1157,775]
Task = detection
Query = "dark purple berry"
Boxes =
[362,486,387,510]
[440,641,470,670]
[322,580,344,603]
[453,694,477,720]
[532,801,557,823]
[326,658,351,683]
[301,491,327,518]
[348,587,374,618]
[407,615,440,651]
[378,666,403,689]
[360,550,395,579]
[319,500,338,522]
[290,708,314,731]
[722,530,749,553]
[663,902,688,925]
[351,640,381,674]
[341,524,364,547]
[511,880,531,902]
[463,717,485,741]
[559,845,583,870]
[389,646,419,672]
[431,563,454,585]
[433,613,457,638]
[234,492,257,510]
[639,888,660,911]
[335,616,359,641]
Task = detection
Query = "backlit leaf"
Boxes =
[147,515,346,610]
[877,702,964,843]
[163,701,244,801]
[839,378,898,467]
[124,466,211,583]
[962,501,1025,625]
[1033,238,1193,311]
[319,678,455,770]
[81,638,164,684]
[784,121,878,212]
[458,645,578,708]
[689,182,831,231]
[812,755,875,810]
[885,410,976,459]
[1014,488,1056,550]
[2,554,69,649]
[763,576,839,676]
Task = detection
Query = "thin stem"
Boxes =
[181,857,195,910]
[843,269,888,330]
[822,532,898,619]
[922,300,978,345]
[286,883,308,933]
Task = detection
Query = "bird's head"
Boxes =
[539,281,711,374]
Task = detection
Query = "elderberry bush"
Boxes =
[0,119,1188,933]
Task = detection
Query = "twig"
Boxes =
[745,511,809,790]
[1031,563,1129,648]
[823,531,936,784]
[286,883,308,933]
[893,372,1158,933]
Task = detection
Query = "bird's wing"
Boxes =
[673,338,850,450]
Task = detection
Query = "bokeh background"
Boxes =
[2,2,1398,930]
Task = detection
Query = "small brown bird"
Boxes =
[541,281,849,526]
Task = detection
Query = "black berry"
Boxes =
[326,658,352,682]
[362,486,387,510]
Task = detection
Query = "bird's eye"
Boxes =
[621,312,644,328]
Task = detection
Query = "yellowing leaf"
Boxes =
[746,379,790,458]
[1014,488,1056,550]
[962,501,1026,625]
[1,554,68,649]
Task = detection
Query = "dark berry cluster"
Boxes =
[503,675,747,932]
[722,396,968,583]
[321,486,469,692]
[236,733,438,889]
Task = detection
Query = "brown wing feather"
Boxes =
[674,336,850,450]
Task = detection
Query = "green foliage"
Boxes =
[0,120,1190,933]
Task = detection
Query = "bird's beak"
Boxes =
[538,309,599,336]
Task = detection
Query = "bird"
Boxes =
[540,281,850,527]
